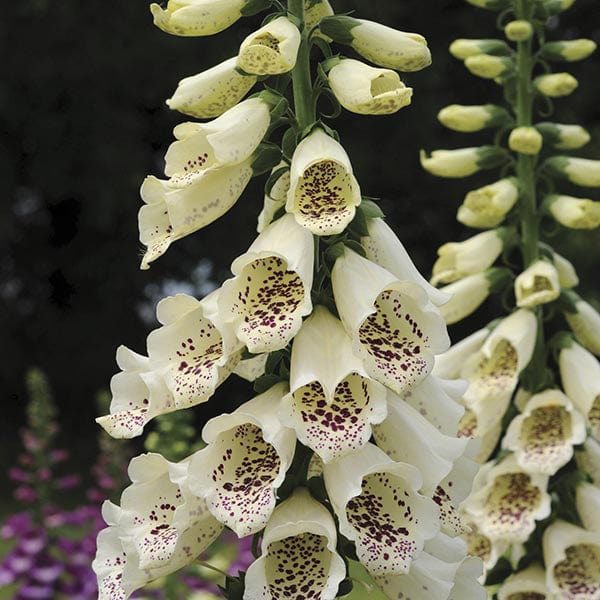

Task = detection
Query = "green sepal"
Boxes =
[360,199,385,219]
[484,104,512,127]
[319,55,343,74]
[240,0,271,17]
[326,241,346,261]
[253,373,286,394]
[349,206,370,238]
[312,36,333,58]
[485,266,512,292]
[252,142,283,176]
[557,289,580,314]
[344,240,367,257]
[485,558,513,586]
[549,330,576,353]
[476,145,510,169]
[264,165,290,198]
[469,0,511,10]
[281,127,299,160]
[318,15,360,45]
[535,122,562,146]
[542,155,570,180]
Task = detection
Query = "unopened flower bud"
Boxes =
[534,72,579,97]
[304,0,333,34]
[541,39,597,62]
[465,0,511,10]
[562,293,600,356]
[535,122,590,149]
[515,260,560,308]
[420,146,507,178]
[504,20,533,42]
[544,156,600,187]
[542,0,577,15]
[437,104,509,132]
[465,54,513,79]
[545,194,600,229]
[457,178,519,228]
[449,38,510,60]
[508,126,543,155]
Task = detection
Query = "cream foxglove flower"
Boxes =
[432,328,490,379]
[502,389,586,475]
[508,126,544,155]
[187,384,296,537]
[362,217,450,306]
[150,0,246,37]
[304,0,334,33]
[166,57,257,119]
[431,229,505,286]
[328,59,413,115]
[449,38,510,60]
[465,0,511,10]
[462,455,551,543]
[233,353,268,382]
[96,346,175,439]
[541,39,597,62]
[237,17,301,76]
[420,146,507,178]
[438,268,511,325]
[461,309,537,434]
[577,437,600,486]
[139,97,271,268]
[534,72,579,97]
[545,156,600,187]
[546,194,600,229]
[244,488,345,600]
[279,306,387,463]
[323,443,440,575]
[373,390,470,496]
[332,248,449,395]
[564,296,600,355]
[576,482,600,532]
[543,520,600,600]
[458,414,503,463]
[257,163,289,233]
[553,251,579,288]
[462,522,508,571]
[497,564,550,600]
[504,20,534,42]
[93,454,223,599]
[457,177,519,228]
[536,122,591,150]
[219,214,314,353]
[437,104,509,133]
[319,16,431,72]
[559,341,600,439]
[286,128,361,235]
[514,259,560,308]
[465,55,513,79]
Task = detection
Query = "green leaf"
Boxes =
[360,199,385,219]
[349,207,370,237]
[344,240,366,257]
[282,127,298,160]
[251,142,282,176]
[240,0,271,17]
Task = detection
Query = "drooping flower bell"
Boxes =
[562,293,600,355]
[544,156,600,187]
[536,122,591,150]
[449,38,510,60]
[514,259,561,308]
[534,72,579,97]
[457,177,519,228]
[437,104,509,132]
[420,146,507,179]
[545,194,600,229]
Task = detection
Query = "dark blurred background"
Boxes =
[1,1,599,485]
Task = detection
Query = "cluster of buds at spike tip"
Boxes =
[94,3,487,600]
[422,0,600,590]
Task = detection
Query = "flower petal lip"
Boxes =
[497,563,550,600]
[514,259,560,308]
[546,194,600,230]
[286,128,362,236]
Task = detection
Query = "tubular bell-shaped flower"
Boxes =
[323,443,440,576]
[543,520,600,600]
[462,522,508,571]
[286,128,361,235]
[237,17,301,76]
[304,0,334,33]
[93,454,223,599]
[279,306,387,463]
[457,177,519,228]
[462,455,551,544]
[576,482,600,533]
[563,294,600,355]
[328,58,413,115]
[497,564,550,600]
[534,72,579,97]
[332,247,449,395]
[432,327,490,379]
[514,259,561,308]
[536,122,591,150]
[437,104,510,132]
[219,214,314,353]
[545,194,600,230]
[319,16,432,72]
[187,384,296,537]
[465,54,513,79]
[578,437,600,487]
[449,38,510,59]
[502,389,586,475]
[545,156,600,187]
[244,488,345,600]
[420,146,507,179]
[559,340,600,440]
[166,57,257,119]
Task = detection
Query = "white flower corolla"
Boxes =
[187,383,296,537]
[332,247,449,395]
[279,306,387,463]
[420,147,506,179]
[219,214,314,353]
[462,455,551,544]
[461,310,537,435]
[362,218,450,306]
[449,38,510,60]
[438,268,510,325]
[319,16,431,72]
[460,416,503,464]
[432,328,490,379]
[553,251,579,288]
[237,17,301,76]
[536,122,591,150]
[560,341,600,440]
[328,59,413,115]
[286,128,361,235]
[564,296,600,356]
[497,564,550,600]
[543,520,600,600]
[257,163,289,233]
[437,104,509,132]
[93,454,223,600]
[431,229,505,286]
[447,556,487,600]
[462,521,508,571]
[576,482,600,533]
[373,390,470,497]
[304,0,334,34]
[139,97,271,268]
[545,156,600,188]
[546,194,600,230]
[150,0,244,37]
[244,488,345,600]
[502,389,586,475]
[233,353,268,382]
[323,443,440,576]
[534,72,579,97]
[514,260,560,309]
[96,346,175,439]
[166,57,257,119]
[457,177,519,228]
[465,54,513,79]
[541,39,597,62]
[508,126,544,155]
[578,437,600,486]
